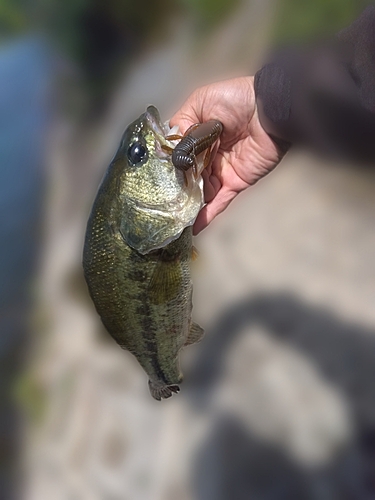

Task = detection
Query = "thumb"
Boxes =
[170,91,203,134]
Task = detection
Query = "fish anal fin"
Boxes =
[185,322,204,346]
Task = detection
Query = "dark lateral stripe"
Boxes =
[139,300,169,384]
[127,250,169,384]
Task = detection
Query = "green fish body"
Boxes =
[83,107,204,400]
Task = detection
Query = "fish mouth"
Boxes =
[145,105,180,146]
[145,105,167,138]
[137,105,194,215]
[122,106,204,254]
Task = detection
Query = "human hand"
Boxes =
[170,77,286,234]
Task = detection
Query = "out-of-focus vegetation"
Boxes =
[273,0,374,43]
[181,0,240,29]
[0,0,372,104]
[2,0,375,68]
[0,0,182,107]
[0,0,28,36]
[0,0,239,104]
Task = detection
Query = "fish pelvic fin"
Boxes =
[148,380,180,401]
[185,322,204,347]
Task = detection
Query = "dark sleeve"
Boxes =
[254,5,375,162]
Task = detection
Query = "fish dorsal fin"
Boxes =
[185,322,204,346]
[149,252,182,305]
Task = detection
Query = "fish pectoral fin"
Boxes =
[191,245,199,261]
[149,258,182,305]
[185,322,204,346]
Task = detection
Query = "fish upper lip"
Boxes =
[145,105,166,138]
[145,106,180,155]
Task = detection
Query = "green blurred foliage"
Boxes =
[14,371,47,425]
[0,0,237,106]
[274,0,374,43]
[31,0,175,68]
[0,0,28,36]
[2,0,374,65]
[0,0,235,101]
[0,0,178,75]
[181,0,240,29]
[0,0,237,59]
[33,0,90,61]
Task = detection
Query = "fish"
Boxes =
[83,106,211,400]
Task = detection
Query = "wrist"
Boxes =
[252,94,290,163]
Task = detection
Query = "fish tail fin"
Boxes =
[148,380,180,401]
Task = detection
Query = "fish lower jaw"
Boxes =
[148,380,181,401]
[133,197,195,216]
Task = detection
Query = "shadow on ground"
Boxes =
[186,293,375,500]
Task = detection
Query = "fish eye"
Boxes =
[127,141,148,166]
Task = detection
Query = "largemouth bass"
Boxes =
[83,106,209,400]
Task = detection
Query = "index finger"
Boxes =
[169,112,197,136]
[169,90,204,134]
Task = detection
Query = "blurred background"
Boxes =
[2,0,375,498]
